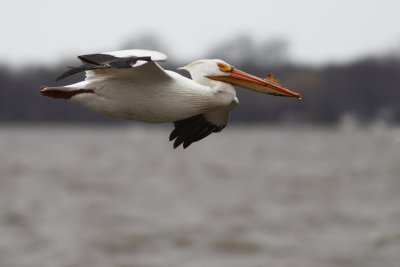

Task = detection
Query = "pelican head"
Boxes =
[180,59,301,99]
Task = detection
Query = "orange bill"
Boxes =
[209,68,301,99]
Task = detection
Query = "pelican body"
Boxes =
[41,49,301,148]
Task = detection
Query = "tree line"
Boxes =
[1,36,399,125]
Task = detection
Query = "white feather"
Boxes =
[51,51,237,125]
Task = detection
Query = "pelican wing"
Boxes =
[170,98,238,149]
[56,49,167,81]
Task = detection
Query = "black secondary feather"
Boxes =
[78,53,120,65]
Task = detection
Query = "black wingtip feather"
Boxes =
[56,64,95,81]
[170,115,225,149]
[56,68,79,81]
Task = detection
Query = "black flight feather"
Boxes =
[56,53,153,81]
[170,114,225,149]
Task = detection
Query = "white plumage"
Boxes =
[41,49,301,148]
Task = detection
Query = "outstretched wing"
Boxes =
[170,98,238,149]
[56,49,167,81]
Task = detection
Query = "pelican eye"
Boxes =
[217,62,233,73]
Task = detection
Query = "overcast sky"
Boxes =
[1,0,400,66]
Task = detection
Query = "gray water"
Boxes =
[1,125,400,267]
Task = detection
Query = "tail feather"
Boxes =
[40,85,94,99]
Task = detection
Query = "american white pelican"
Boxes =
[41,49,301,148]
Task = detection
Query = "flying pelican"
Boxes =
[40,49,301,148]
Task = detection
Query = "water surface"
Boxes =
[1,125,399,267]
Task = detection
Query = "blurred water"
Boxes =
[0,125,400,267]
